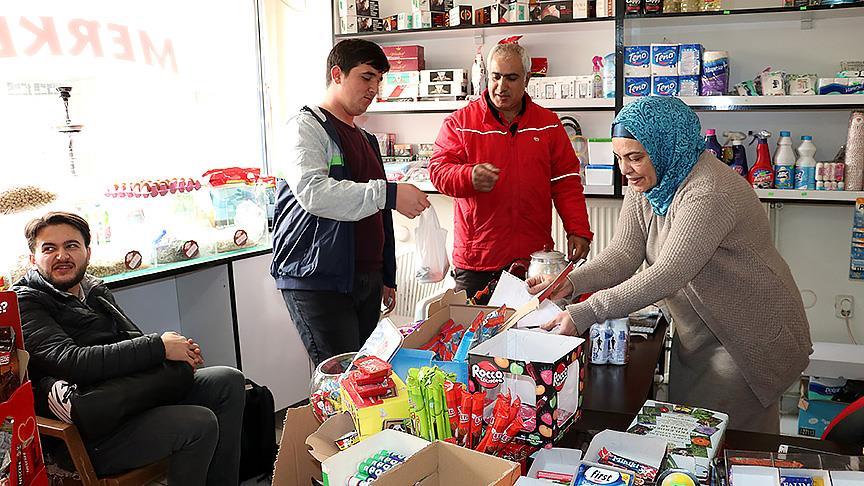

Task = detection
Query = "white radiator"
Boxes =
[392,198,624,321]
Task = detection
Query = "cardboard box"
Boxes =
[421,82,468,97]
[412,0,431,10]
[432,11,448,27]
[340,15,381,34]
[798,398,847,438]
[321,430,429,486]
[382,45,425,60]
[412,9,432,29]
[306,412,357,463]
[372,439,521,486]
[338,0,379,18]
[0,291,49,486]
[505,3,530,22]
[585,166,614,186]
[394,292,514,385]
[468,329,586,447]
[584,430,668,486]
[389,58,426,71]
[430,0,455,12]
[833,471,864,486]
[341,372,411,438]
[421,69,467,84]
[515,448,583,485]
[588,139,614,166]
[625,400,729,485]
[450,5,473,25]
[531,1,574,22]
[272,405,325,486]
[475,4,506,24]
[397,12,414,30]
[383,15,398,31]
[597,0,614,17]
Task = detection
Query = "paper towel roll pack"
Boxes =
[701,51,729,96]
[846,111,864,191]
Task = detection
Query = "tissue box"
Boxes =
[678,44,703,76]
[624,46,651,77]
[626,400,728,484]
[679,76,700,96]
[420,82,467,97]
[797,398,847,438]
[650,44,679,77]
[449,5,473,25]
[468,329,586,447]
[340,372,411,439]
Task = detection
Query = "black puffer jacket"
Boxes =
[12,269,166,416]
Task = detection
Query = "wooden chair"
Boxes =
[37,416,169,486]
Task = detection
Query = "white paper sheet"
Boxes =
[488,271,564,329]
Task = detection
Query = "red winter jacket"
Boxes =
[429,92,593,272]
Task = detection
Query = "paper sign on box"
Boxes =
[515,447,584,485]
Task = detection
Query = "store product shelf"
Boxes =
[104,244,272,289]
[625,2,864,25]
[366,97,615,114]
[335,17,614,43]
[623,95,864,111]
[755,188,864,203]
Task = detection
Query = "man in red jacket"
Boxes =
[430,43,593,298]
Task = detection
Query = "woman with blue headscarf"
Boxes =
[528,97,811,433]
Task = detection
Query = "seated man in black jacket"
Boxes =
[12,212,245,486]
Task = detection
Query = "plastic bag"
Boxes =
[414,208,449,283]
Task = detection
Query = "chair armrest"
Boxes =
[36,416,73,438]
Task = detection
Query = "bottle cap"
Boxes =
[802,135,813,141]
[706,129,716,135]
[780,131,790,137]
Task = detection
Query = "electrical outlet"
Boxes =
[835,295,854,319]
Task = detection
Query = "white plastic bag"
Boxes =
[414,208,449,283]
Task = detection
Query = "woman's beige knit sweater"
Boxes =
[565,152,812,407]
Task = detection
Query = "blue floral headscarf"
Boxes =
[612,97,705,216]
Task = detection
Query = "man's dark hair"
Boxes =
[25,211,91,252]
[326,39,390,86]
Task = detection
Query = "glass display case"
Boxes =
[0,170,272,290]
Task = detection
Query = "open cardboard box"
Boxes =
[372,438,521,486]
[321,429,429,485]
[393,289,514,385]
[272,404,326,486]
[468,329,586,447]
[515,447,583,485]
[583,430,667,485]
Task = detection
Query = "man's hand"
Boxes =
[567,235,590,261]
[526,273,574,301]
[161,332,199,368]
[472,163,500,192]
[540,311,578,336]
[186,338,205,368]
[395,184,430,219]
[382,286,396,315]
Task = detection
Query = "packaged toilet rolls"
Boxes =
[701,51,729,96]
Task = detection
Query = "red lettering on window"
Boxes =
[68,19,103,57]
[20,16,62,56]
[107,23,134,61]
[0,17,16,57]
[139,30,177,73]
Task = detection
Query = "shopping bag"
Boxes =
[414,208,449,283]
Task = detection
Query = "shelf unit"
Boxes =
[333,1,864,200]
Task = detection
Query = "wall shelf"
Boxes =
[625,2,864,25]
[366,97,615,114]
[335,17,614,43]
[755,188,864,203]
[623,95,864,111]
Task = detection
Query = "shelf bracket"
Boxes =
[800,12,813,30]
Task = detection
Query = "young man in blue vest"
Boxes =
[270,39,430,365]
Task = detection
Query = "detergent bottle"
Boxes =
[748,130,774,189]
[724,131,748,177]
[773,131,796,189]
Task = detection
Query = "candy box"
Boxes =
[320,429,428,486]
[450,5,473,25]
[626,400,728,485]
[584,430,668,486]
[515,447,583,485]
[382,45,425,60]
[394,291,515,385]
[340,373,411,439]
[468,329,586,447]
[573,462,635,486]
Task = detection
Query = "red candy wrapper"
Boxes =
[458,393,472,448]
[444,381,461,435]
[353,355,391,379]
[486,391,511,426]
[477,399,511,454]
[508,396,521,423]
[497,415,524,452]
[470,392,484,450]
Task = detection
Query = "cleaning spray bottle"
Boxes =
[748,130,774,189]
[724,131,748,176]
[470,44,486,99]
[592,56,604,99]
[704,129,723,159]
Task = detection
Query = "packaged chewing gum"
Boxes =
[574,462,635,486]
[597,447,658,485]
